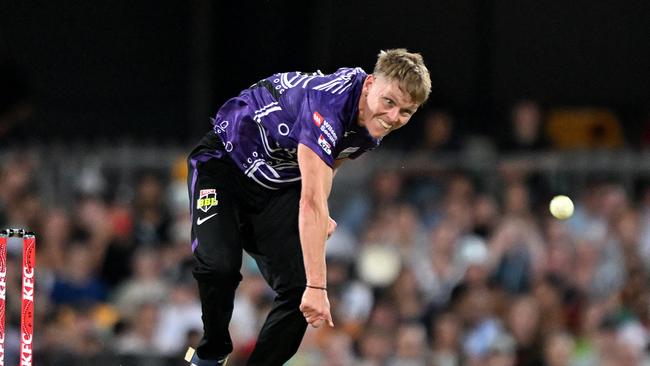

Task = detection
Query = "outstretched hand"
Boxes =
[299,287,334,328]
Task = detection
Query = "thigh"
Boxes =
[244,185,306,292]
[188,154,243,280]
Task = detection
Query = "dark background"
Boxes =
[1,0,648,144]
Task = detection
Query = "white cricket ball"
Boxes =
[357,244,401,287]
[549,195,574,220]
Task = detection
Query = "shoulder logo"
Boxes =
[318,135,332,155]
[197,189,219,213]
[313,111,324,127]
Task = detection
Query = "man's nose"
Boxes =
[387,107,399,122]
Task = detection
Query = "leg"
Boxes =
[246,288,307,365]
[244,186,308,366]
[188,154,244,361]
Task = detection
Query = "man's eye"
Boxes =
[384,98,394,105]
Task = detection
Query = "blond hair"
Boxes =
[373,49,431,105]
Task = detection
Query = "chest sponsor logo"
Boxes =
[197,189,219,213]
[318,135,332,155]
[337,147,360,159]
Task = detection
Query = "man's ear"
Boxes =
[362,74,375,93]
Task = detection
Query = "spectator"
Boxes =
[486,332,517,366]
[490,217,546,294]
[111,247,170,319]
[357,326,395,366]
[542,331,575,366]
[132,172,172,247]
[338,169,404,236]
[1,131,650,364]
[153,280,203,356]
[326,257,373,341]
[460,286,503,363]
[499,100,549,153]
[113,302,162,356]
[506,296,544,366]
[430,312,462,366]
[416,109,461,154]
[413,219,463,305]
[389,322,429,366]
[49,241,107,307]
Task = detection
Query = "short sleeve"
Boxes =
[295,93,345,168]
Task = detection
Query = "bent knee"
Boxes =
[276,287,305,307]
[192,265,242,284]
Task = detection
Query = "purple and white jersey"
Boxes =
[211,67,381,189]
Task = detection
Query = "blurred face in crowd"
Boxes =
[432,313,461,350]
[423,111,453,147]
[447,173,474,202]
[368,302,400,330]
[359,327,395,362]
[599,340,643,366]
[512,100,541,143]
[394,204,419,239]
[508,296,541,346]
[614,209,639,246]
[533,279,562,311]
[473,194,499,232]
[504,182,530,215]
[603,185,627,215]
[395,324,427,359]
[67,243,95,283]
[322,332,355,365]
[137,174,164,208]
[358,75,419,139]
[372,170,402,200]
[543,332,575,366]
[459,287,495,326]
[430,220,460,255]
[487,352,515,366]
[43,208,71,243]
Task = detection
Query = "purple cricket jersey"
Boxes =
[210,67,381,189]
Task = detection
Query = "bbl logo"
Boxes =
[197,189,218,212]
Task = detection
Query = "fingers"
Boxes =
[326,311,334,327]
[329,217,337,229]
[302,311,321,327]
[300,289,334,328]
[305,315,324,328]
[301,310,334,328]
[327,217,337,239]
[309,318,324,328]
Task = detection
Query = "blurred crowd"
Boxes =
[316,167,650,366]
[0,154,199,365]
[0,99,650,366]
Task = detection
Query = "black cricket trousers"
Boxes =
[187,133,308,365]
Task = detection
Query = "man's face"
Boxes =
[358,75,419,139]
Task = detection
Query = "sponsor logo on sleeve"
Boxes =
[312,111,338,144]
[313,111,324,127]
[318,135,332,155]
[320,120,338,143]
